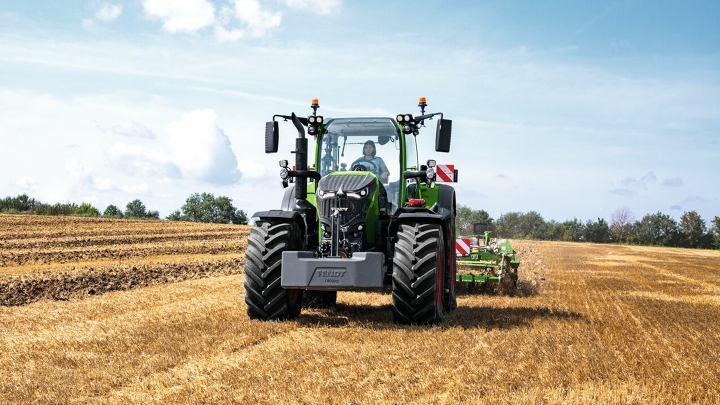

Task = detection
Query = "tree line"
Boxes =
[0,193,247,224]
[4,194,718,248]
[456,205,720,250]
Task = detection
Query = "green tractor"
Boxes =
[244,98,457,324]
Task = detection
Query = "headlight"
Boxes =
[317,188,324,197]
[308,116,316,123]
[316,116,323,124]
[396,115,404,122]
[346,187,369,199]
[404,115,411,122]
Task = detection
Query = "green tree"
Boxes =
[165,210,184,221]
[548,218,585,242]
[547,220,563,241]
[103,204,124,218]
[562,218,585,242]
[75,202,100,217]
[456,205,493,236]
[678,210,707,248]
[584,218,612,243]
[35,202,78,216]
[635,212,680,246]
[170,192,247,224]
[495,212,522,238]
[124,199,158,219]
[124,199,147,218]
[0,194,39,213]
[518,211,548,240]
[711,216,720,249]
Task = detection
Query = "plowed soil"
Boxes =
[0,215,248,305]
[1,214,719,404]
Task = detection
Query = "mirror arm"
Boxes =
[414,112,443,122]
[273,114,309,126]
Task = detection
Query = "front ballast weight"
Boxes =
[455,223,520,289]
[245,97,457,324]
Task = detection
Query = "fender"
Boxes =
[252,206,318,250]
[435,184,456,221]
[280,185,296,211]
[252,210,304,230]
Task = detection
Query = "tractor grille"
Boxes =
[318,195,370,224]
[316,173,376,225]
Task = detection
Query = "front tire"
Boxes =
[391,223,445,324]
[244,222,303,320]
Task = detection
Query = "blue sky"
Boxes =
[1,0,718,224]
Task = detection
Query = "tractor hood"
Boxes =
[316,172,377,199]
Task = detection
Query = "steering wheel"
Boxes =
[351,159,378,174]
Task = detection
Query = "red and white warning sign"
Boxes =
[436,164,455,182]
[456,238,471,256]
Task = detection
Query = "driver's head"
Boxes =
[363,140,376,157]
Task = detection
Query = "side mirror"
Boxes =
[435,118,452,152]
[265,121,279,153]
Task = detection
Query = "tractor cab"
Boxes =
[318,117,405,215]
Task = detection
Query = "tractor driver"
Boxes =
[351,140,390,183]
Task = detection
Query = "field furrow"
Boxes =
[1,216,719,404]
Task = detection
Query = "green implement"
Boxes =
[456,223,520,288]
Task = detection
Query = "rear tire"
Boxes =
[244,222,303,320]
[391,223,445,324]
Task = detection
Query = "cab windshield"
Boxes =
[319,117,402,213]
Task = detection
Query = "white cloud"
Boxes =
[621,171,657,191]
[98,120,156,139]
[216,0,281,40]
[82,2,122,30]
[122,183,150,194]
[66,157,94,183]
[286,0,341,15]
[236,159,271,181]
[235,0,281,37]
[92,177,117,191]
[662,177,684,187]
[81,19,96,30]
[95,3,123,22]
[15,176,38,191]
[65,158,117,191]
[609,188,638,197]
[106,143,182,179]
[167,109,242,185]
[214,26,244,42]
[143,0,215,33]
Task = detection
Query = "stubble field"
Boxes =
[1,214,719,404]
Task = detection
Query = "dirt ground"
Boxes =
[1,215,719,404]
